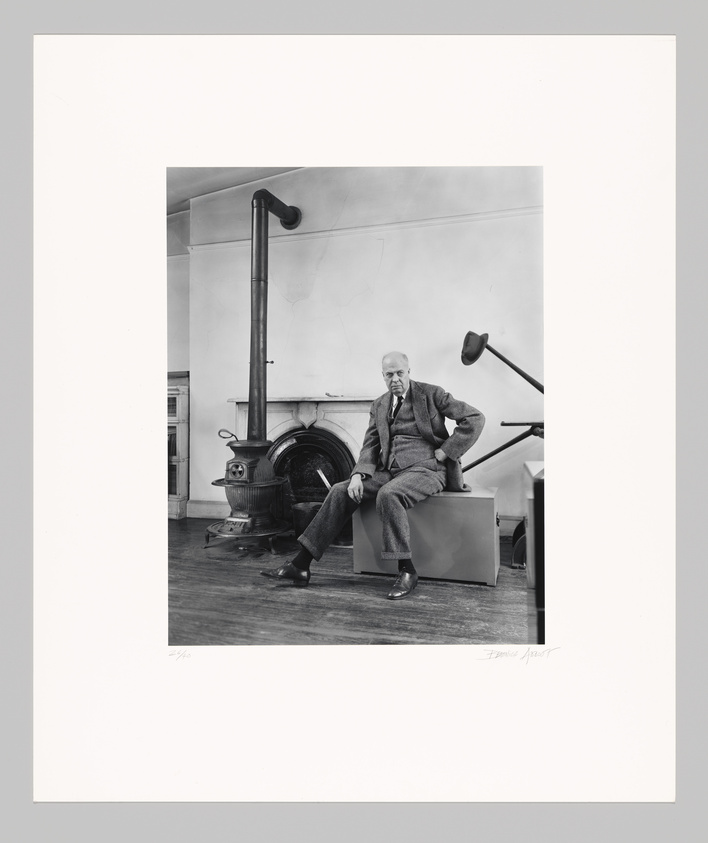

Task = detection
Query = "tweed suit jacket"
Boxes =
[352,379,485,491]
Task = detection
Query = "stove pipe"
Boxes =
[248,189,302,440]
[206,189,301,546]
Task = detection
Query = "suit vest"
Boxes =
[387,394,436,469]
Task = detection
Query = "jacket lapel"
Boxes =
[411,380,437,445]
[377,395,391,462]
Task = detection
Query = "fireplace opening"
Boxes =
[267,427,356,543]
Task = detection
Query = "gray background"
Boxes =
[5,1,700,840]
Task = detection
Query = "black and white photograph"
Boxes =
[31,33,676,805]
[167,166,544,646]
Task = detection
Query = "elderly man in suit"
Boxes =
[261,351,485,599]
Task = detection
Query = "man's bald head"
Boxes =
[381,352,411,396]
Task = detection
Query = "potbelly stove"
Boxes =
[205,189,302,549]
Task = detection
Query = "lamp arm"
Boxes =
[462,428,535,472]
[485,344,544,394]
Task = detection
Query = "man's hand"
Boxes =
[348,474,364,503]
[434,448,448,463]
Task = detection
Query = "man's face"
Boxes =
[382,355,410,396]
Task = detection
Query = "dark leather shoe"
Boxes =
[387,571,418,600]
[260,560,311,586]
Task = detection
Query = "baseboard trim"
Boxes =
[186,499,231,519]
[184,500,526,532]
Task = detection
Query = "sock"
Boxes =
[398,558,416,574]
[292,545,313,571]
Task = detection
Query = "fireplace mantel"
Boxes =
[227,396,376,461]
[227,395,377,403]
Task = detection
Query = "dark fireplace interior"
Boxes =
[268,427,355,543]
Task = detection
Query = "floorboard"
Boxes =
[169,518,530,646]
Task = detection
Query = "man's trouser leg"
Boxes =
[297,473,390,560]
[376,461,446,560]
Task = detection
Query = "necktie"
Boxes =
[390,395,402,421]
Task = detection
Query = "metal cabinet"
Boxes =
[353,487,500,586]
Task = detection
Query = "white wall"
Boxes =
[167,255,190,373]
[178,167,544,518]
[167,211,190,373]
[167,210,189,256]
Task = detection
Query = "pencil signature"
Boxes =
[479,646,560,663]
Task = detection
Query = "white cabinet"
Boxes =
[168,385,189,519]
[353,487,500,586]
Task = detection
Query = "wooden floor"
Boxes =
[169,518,530,646]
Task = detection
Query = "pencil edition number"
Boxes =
[169,650,191,661]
